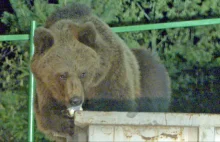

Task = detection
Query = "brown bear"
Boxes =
[31,2,171,142]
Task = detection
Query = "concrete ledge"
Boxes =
[72,111,220,142]
[75,111,220,127]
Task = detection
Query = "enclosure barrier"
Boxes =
[73,111,220,142]
[0,21,36,142]
[1,18,220,142]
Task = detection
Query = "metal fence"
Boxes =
[0,18,220,142]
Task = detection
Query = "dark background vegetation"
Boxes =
[0,0,219,141]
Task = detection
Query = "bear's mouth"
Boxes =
[67,105,83,117]
[61,105,83,118]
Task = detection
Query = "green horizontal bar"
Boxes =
[0,34,29,41]
[1,18,220,41]
[112,18,220,33]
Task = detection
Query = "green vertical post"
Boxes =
[28,21,36,142]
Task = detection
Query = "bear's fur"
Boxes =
[31,2,171,142]
[131,48,171,112]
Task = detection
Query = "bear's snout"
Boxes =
[69,96,82,106]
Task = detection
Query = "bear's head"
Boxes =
[31,20,112,108]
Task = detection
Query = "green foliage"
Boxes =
[91,0,123,23]
[157,26,220,113]
[1,0,58,33]
[0,90,28,141]
[0,90,49,142]
[0,42,30,90]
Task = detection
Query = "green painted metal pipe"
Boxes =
[0,18,220,42]
[112,18,220,33]
[0,34,29,41]
[28,21,36,142]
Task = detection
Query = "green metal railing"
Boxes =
[112,18,220,33]
[28,21,36,142]
[0,18,220,141]
[0,21,36,142]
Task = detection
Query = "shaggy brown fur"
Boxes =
[31,2,171,142]
[131,48,171,112]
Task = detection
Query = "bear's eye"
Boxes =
[60,72,68,80]
[80,72,86,79]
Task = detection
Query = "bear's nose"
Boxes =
[69,96,82,106]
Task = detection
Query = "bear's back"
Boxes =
[45,3,91,28]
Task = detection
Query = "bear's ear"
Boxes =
[34,27,54,55]
[78,22,96,47]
